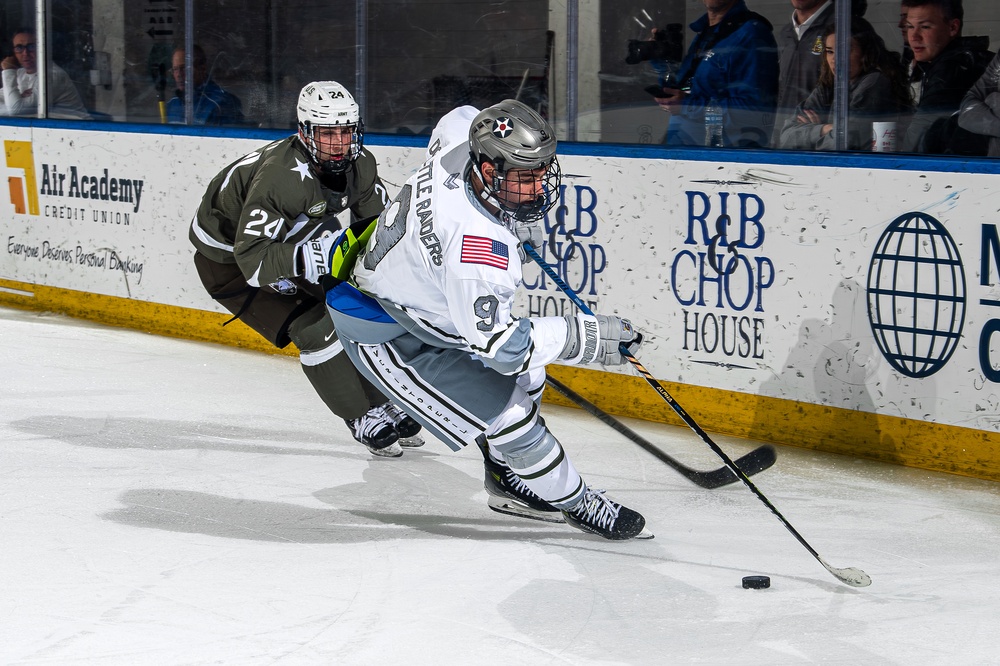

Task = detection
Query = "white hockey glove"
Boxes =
[502,210,542,256]
[296,231,337,284]
[559,313,642,366]
[514,220,543,250]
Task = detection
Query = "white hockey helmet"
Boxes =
[296,81,364,174]
[468,99,561,223]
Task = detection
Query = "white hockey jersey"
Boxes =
[352,107,568,375]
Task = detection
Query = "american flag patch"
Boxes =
[460,235,509,270]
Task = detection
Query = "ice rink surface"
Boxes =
[2,307,999,665]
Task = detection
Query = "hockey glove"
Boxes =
[296,231,338,284]
[514,220,543,251]
[501,209,542,256]
[560,313,642,366]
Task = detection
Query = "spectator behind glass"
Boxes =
[771,0,835,148]
[167,45,244,126]
[899,0,992,154]
[653,0,778,148]
[779,17,911,151]
[0,27,90,119]
[900,3,914,71]
[957,54,1000,156]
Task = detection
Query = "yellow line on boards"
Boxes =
[0,278,294,357]
[2,278,997,482]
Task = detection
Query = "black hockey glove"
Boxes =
[560,313,642,366]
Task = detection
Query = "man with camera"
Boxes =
[649,0,779,148]
[626,22,685,96]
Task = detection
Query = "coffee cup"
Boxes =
[872,122,897,152]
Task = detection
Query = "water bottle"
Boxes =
[704,98,724,147]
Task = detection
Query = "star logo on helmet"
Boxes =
[492,117,513,138]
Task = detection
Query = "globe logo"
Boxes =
[867,212,966,378]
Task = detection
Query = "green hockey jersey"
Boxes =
[190,135,388,287]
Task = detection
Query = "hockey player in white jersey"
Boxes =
[322,99,649,540]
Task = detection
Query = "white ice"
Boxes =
[2,307,999,665]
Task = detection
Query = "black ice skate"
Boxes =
[477,438,564,523]
[383,402,425,448]
[346,405,402,457]
[563,488,653,540]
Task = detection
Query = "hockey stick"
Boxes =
[544,374,776,489]
[525,243,871,587]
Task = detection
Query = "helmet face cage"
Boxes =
[299,119,365,175]
[488,157,562,223]
[296,81,364,174]
[469,99,561,223]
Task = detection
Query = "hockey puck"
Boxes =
[742,575,770,589]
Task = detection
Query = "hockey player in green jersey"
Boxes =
[190,80,422,457]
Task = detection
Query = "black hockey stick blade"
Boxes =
[545,375,776,489]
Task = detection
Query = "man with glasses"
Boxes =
[0,27,89,118]
[167,45,243,126]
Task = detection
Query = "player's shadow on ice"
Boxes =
[102,487,577,543]
[9,414,370,460]
[14,414,596,542]
[100,453,615,545]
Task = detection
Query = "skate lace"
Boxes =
[504,467,539,499]
[382,402,408,427]
[351,405,391,439]
[571,489,620,530]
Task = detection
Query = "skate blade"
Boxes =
[634,527,655,540]
[367,442,404,457]
[398,434,425,448]
[487,496,565,524]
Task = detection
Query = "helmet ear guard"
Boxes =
[296,81,364,174]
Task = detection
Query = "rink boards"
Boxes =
[2,122,999,481]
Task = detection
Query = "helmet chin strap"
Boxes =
[471,161,506,214]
